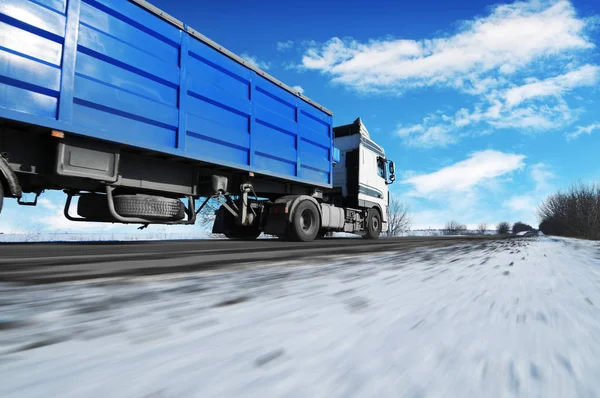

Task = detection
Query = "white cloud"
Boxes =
[38,210,116,232]
[566,122,600,141]
[502,162,556,225]
[36,197,116,232]
[0,222,27,234]
[301,1,593,93]
[404,150,526,196]
[502,194,539,225]
[302,0,597,147]
[38,198,61,212]
[504,65,599,107]
[292,85,305,94]
[240,53,271,70]
[504,195,537,212]
[396,124,455,148]
[396,69,590,146]
[277,40,294,51]
[530,162,555,192]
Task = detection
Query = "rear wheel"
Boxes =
[289,200,320,242]
[363,208,382,239]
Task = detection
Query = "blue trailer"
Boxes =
[0,0,396,241]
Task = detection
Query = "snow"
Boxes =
[1,236,599,397]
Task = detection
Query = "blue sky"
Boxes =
[1,0,600,233]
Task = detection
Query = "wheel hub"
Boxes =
[301,209,315,231]
[372,217,379,231]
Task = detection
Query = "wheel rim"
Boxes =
[372,216,379,231]
[300,209,316,232]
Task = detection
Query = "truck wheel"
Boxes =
[289,200,320,242]
[114,195,185,220]
[363,208,382,239]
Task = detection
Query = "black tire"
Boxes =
[363,208,382,239]
[114,195,185,220]
[78,194,185,221]
[289,200,320,242]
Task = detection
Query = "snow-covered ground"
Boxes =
[1,236,599,397]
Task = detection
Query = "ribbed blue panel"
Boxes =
[0,0,334,188]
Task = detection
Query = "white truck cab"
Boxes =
[331,118,396,235]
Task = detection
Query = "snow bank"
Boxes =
[1,236,599,397]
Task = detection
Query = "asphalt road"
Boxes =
[0,235,509,284]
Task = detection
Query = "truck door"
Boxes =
[345,149,359,206]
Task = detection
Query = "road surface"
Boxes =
[0,235,507,283]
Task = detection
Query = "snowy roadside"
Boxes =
[1,236,599,397]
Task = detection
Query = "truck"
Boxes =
[0,0,396,242]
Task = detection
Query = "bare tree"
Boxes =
[386,195,411,237]
[538,182,600,239]
[444,220,467,235]
[496,221,510,235]
[477,223,487,235]
[196,197,220,230]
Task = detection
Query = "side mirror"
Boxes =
[387,161,396,184]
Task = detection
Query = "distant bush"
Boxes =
[444,220,467,235]
[538,182,600,240]
[477,223,487,235]
[512,222,534,234]
[496,222,510,234]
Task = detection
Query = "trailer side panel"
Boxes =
[0,0,333,187]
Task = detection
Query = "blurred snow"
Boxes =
[0,236,599,397]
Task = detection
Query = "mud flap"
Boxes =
[263,212,288,236]
[212,206,231,234]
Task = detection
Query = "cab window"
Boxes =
[377,157,385,178]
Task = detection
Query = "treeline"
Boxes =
[538,183,600,240]
[442,220,533,235]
